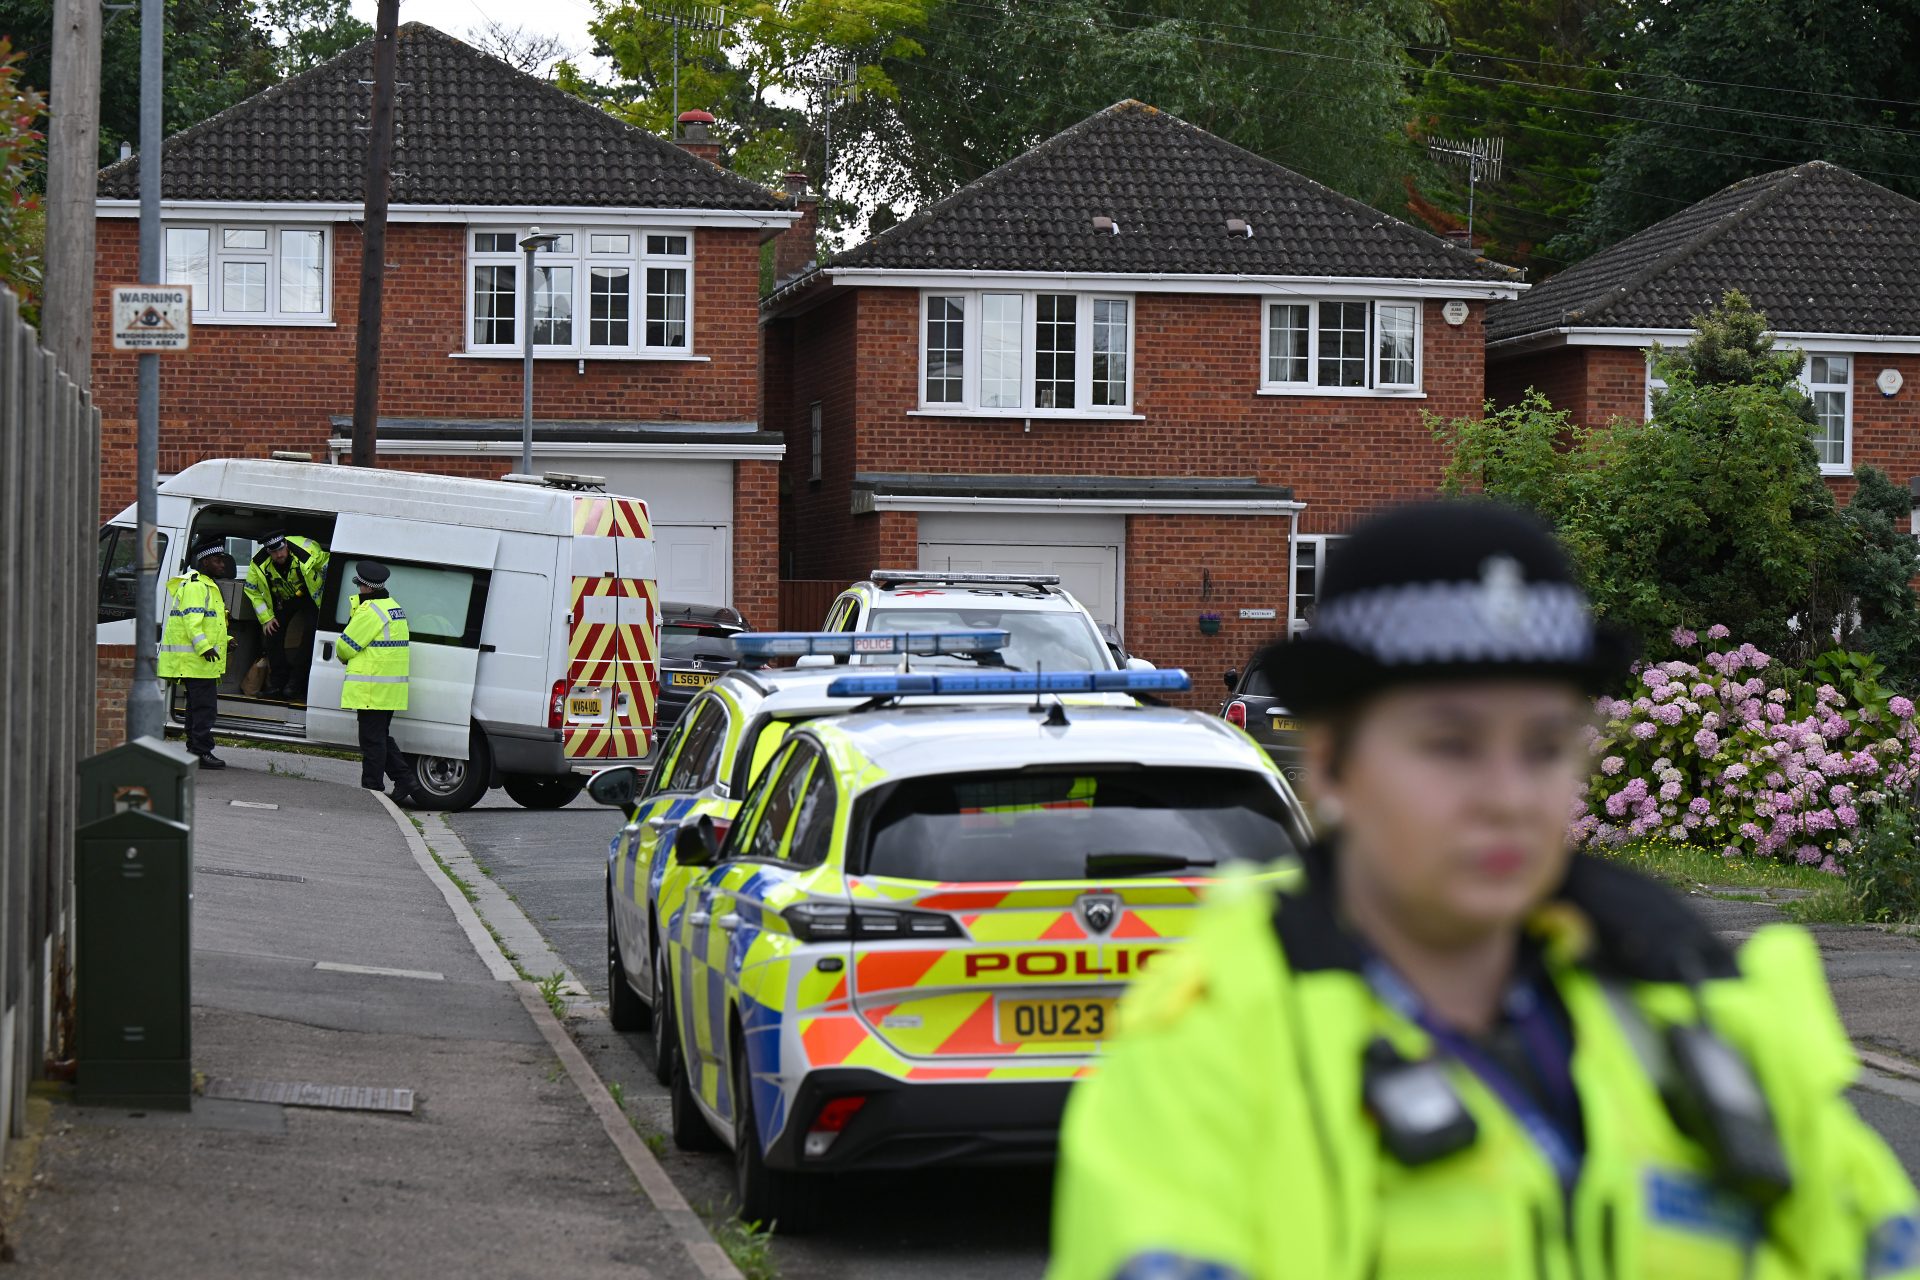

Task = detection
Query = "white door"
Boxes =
[542,455,734,608]
[309,516,500,760]
[916,513,1125,627]
[652,523,730,609]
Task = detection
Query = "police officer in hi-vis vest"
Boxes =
[337,561,422,807]
[160,538,234,769]
[1050,501,1920,1280]
[243,530,329,701]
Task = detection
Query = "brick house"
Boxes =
[91,24,799,622]
[1486,161,1920,524]
[761,101,1524,689]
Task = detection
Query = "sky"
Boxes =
[347,0,608,76]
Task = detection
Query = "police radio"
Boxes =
[1664,1021,1794,1205]
[1362,1038,1478,1167]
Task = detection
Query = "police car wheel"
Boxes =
[649,938,675,1085]
[733,1036,822,1233]
[607,897,650,1034]
[669,1018,723,1152]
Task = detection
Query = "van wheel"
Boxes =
[504,773,586,810]
[607,893,650,1033]
[409,728,490,811]
[733,1031,822,1232]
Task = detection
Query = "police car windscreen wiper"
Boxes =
[1084,851,1218,877]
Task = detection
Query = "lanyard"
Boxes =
[1363,956,1584,1189]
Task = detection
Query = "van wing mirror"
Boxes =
[676,814,722,867]
[586,766,641,810]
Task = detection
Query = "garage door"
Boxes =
[916,513,1124,627]
[653,523,731,610]
[538,454,734,608]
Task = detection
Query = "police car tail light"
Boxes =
[781,901,963,941]
[548,678,567,729]
[825,669,1194,698]
[733,629,1011,664]
[803,1095,869,1158]
[1225,700,1247,728]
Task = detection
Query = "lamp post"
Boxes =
[518,230,561,477]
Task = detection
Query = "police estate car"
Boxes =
[641,668,1308,1230]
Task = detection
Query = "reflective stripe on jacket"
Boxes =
[338,594,408,710]
[157,571,227,680]
[243,536,329,624]
[1048,856,1920,1280]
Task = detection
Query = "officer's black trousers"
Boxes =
[263,599,318,695]
[356,709,413,791]
[182,677,218,756]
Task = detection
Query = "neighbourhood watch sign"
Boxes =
[111,286,192,352]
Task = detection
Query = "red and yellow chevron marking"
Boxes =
[562,493,658,763]
[572,494,654,540]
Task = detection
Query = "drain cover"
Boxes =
[203,1079,415,1114]
[198,866,307,884]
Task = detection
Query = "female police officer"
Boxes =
[1050,501,1920,1280]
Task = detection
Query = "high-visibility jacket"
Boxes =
[243,536,329,625]
[1050,849,1920,1280]
[158,570,228,680]
[338,593,409,711]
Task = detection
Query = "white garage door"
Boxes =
[653,524,731,609]
[538,453,734,608]
[916,512,1124,627]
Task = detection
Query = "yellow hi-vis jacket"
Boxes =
[243,535,329,625]
[158,570,228,679]
[1049,851,1920,1280]
[338,593,409,711]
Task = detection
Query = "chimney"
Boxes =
[774,170,819,286]
[676,109,721,165]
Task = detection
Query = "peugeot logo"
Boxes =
[1077,894,1121,935]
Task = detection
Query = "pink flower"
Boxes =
[1688,796,1710,815]
[1817,684,1843,706]
[1767,688,1791,704]
[1739,823,1763,841]
[1693,728,1720,756]
[1820,855,1844,876]
[1766,703,1787,723]
[1707,624,1731,640]
[1601,756,1624,776]
[1671,627,1698,648]
[1795,844,1822,865]
[1723,763,1749,781]
[1836,805,1861,827]
[1631,722,1658,740]
[1893,696,1915,720]
[1658,780,1682,802]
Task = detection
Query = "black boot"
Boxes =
[195,752,228,770]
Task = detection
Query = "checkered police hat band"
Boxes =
[1312,579,1593,666]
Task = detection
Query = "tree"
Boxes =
[0,37,44,322]
[1556,0,1920,260]
[259,0,371,79]
[466,20,570,77]
[834,0,1440,220]
[1838,468,1920,688]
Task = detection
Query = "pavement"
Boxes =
[11,750,721,1279]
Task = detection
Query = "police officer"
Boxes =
[244,530,329,700]
[161,538,233,769]
[337,561,422,807]
[1050,501,1920,1280]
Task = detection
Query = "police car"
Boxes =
[642,668,1308,1230]
[590,630,1016,1086]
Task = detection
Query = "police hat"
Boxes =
[1259,501,1634,716]
[189,537,228,565]
[352,560,391,587]
[260,530,288,551]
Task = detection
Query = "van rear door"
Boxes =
[309,516,499,759]
[561,495,658,765]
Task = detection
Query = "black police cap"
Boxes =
[352,560,391,586]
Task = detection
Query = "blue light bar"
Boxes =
[825,669,1193,698]
[733,629,1011,660]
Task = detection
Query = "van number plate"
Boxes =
[568,695,605,718]
[997,997,1117,1043]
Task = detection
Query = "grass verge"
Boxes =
[1592,837,1837,894]
[703,1211,778,1280]
[212,735,362,763]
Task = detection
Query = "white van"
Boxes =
[98,459,661,810]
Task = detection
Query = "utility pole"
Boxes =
[127,0,164,741]
[349,0,399,468]
[517,230,559,477]
[43,0,102,389]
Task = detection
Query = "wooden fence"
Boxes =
[778,579,850,631]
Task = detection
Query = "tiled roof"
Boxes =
[818,101,1517,283]
[98,24,783,211]
[1486,161,1920,344]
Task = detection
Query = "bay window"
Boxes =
[164,223,330,322]
[1261,298,1422,394]
[467,226,694,356]
[919,289,1134,414]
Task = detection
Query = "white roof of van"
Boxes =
[159,459,634,537]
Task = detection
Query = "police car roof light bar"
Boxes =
[732,629,1011,667]
[869,569,1062,590]
[824,669,1193,699]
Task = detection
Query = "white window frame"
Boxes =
[913,288,1137,418]
[463,226,697,359]
[162,222,332,324]
[1645,351,1854,476]
[1288,532,1346,634]
[1259,298,1424,397]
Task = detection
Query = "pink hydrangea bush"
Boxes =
[1574,629,1920,869]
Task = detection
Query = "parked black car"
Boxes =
[1220,660,1305,786]
[657,602,748,735]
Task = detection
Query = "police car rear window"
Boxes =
[858,768,1296,882]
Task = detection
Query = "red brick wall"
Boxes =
[1125,514,1292,707]
[773,199,819,285]
[1487,345,1587,418]
[96,645,135,753]
[732,458,780,628]
[92,218,768,512]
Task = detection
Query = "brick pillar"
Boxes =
[773,173,819,287]
[95,644,136,751]
[676,110,721,165]
[732,458,780,629]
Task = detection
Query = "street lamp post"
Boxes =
[518,230,561,477]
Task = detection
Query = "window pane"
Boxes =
[1810,354,1849,385]
[222,261,267,313]
[980,294,1022,409]
[1316,301,1368,388]
[533,265,574,345]
[278,229,325,314]
[1292,539,1318,626]
[1376,303,1416,386]
[472,264,516,345]
[645,267,687,347]
[1267,303,1308,383]
[473,231,516,253]
[924,295,964,403]
[1812,389,1847,465]
[164,228,210,308]
[590,267,631,347]
[647,234,689,257]
[222,227,268,250]
[332,559,481,646]
[1035,293,1077,409]
[590,234,630,254]
[538,234,573,254]
[1091,298,1127,407]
